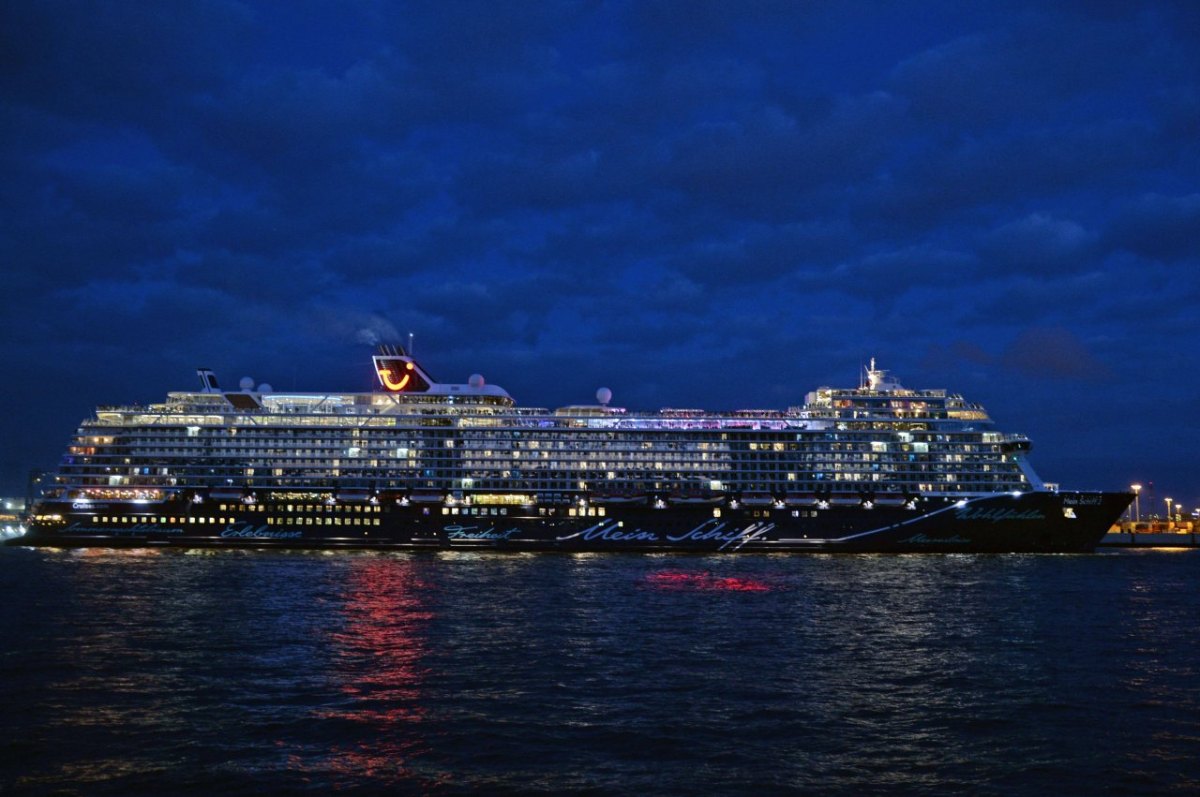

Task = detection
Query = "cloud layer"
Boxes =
[2,1,1198,498]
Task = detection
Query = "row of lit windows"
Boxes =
[63,470,1024,490]
[66,452,1011,474]
[86,425,996,445]
[217,503,383,514]
[93,408,993,432]
[94,516,233,524]
[408,505,614,518]
[75,444,1003,463]
[440,506,513,516]
[88,514,385,527]
[267,517,380,526]
[72,435,1007,457]
[61,469,1022,491]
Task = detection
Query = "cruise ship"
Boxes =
[14,347,1131,552]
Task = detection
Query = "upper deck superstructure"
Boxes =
[46,349,1040,504]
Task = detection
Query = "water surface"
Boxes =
[1,548,1197,795]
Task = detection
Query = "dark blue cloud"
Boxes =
[1107,193,1200,262]
[1,0,1198,500]
[981,214,1098,275]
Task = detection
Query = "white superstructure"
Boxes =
[44,351,1040,503]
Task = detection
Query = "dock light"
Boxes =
[1165,497,1172,522]
[1130,484,1142,522]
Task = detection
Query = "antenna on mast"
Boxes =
[408,332,415,356]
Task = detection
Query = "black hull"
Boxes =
[13,491,1131,554]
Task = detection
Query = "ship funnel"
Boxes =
[197,368,220,393]
[373,350,433,393]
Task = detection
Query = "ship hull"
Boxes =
[12,491,1131,554]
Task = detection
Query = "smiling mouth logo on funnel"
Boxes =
[375,358,429,392]
[378,360,414,391]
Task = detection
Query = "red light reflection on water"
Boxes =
[643,571,772,592]
[303,558,439,784]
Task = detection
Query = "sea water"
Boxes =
[1,547,1197,795]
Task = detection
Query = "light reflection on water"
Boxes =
[306,557,436,784]
[0,547,1197,795]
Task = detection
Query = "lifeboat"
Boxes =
[739,492,776,507]
[591,492,649,505]
[666,491,724,505]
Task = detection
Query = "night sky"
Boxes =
[2,2,1197,508]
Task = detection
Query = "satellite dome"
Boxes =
[468,373,485,388]
[239,376,255,390]
[596,387,612,406]
[257,383,273,394]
